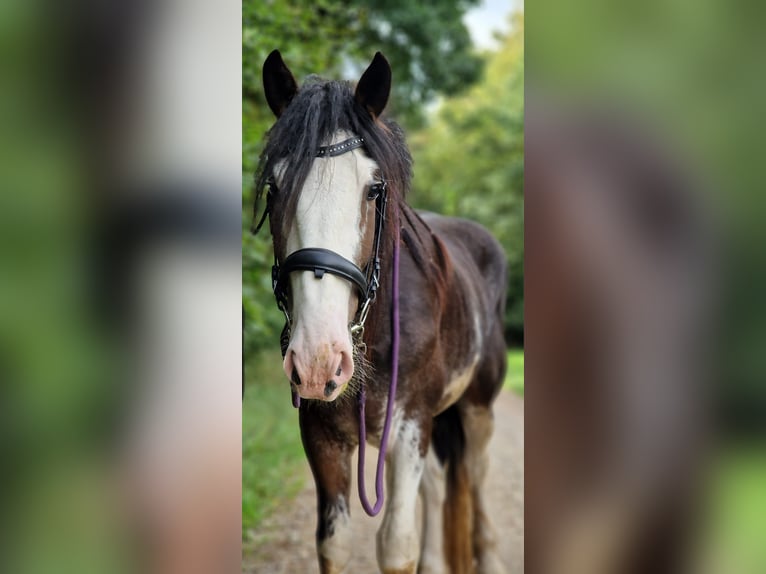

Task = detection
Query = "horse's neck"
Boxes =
[398,203,452,282]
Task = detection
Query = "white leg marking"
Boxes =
[377,418,425,573]
[418,445,448,574]
[317,496,353,573]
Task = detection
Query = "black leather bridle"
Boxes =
[254,136,389,357]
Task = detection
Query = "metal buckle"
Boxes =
[350,322,367,355]
[357,297,372,328]
[350,296,372,355]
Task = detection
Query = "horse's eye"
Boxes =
[367,181,385,201]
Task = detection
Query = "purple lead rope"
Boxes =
[290,233,400,516]
[357,232,400,516]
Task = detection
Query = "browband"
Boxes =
[316,136,365,158]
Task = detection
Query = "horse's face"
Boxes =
[262,50,392,402]
[276,138,381,401]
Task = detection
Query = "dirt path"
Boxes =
[243,392,523,573]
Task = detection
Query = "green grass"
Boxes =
[242,349,306,539]
[504,348,524,396]
[703,447,766,573]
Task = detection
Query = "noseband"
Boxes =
[265,136,388,357]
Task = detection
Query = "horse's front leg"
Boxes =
[300,410,355,574]
[377,416,428,574]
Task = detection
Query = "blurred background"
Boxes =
[242,0,525,567]
[1,0,241,572]
[526,1,766,573]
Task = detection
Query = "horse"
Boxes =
[252,50,509,574]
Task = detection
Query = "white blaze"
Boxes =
[282,131,380,401]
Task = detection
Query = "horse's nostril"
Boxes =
[324,380,337,397]
[291,368,301,385]
[336,366,342,376]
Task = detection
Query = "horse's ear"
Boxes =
[355,52,391,119]
[263,50,298,118]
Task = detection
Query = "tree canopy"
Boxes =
[244,0,483,134]
[409,13,525,342]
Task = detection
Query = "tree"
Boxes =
[409,12,525,343]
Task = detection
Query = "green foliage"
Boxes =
[351,0,484,129]
[504,348,525,396]
[243,0,483,131]
[704,448,766,573]
[410,13,524,342]
[243,0,492,356]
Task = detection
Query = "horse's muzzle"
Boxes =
[283,343,354,401]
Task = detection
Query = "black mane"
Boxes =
[253,76,412,234]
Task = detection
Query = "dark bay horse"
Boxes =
[253,50,508,573]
